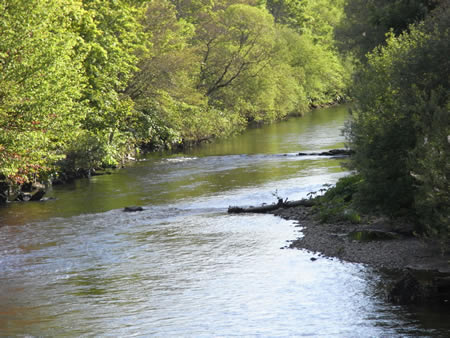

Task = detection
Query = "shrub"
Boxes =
[313,174,363,223]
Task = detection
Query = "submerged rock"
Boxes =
[297,149,354,156]
[40,197,56,202]
[389,271,426,304]
[123,206,144,212]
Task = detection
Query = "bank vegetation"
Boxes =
[0,0,350,200]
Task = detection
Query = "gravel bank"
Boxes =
[272,206,449,272]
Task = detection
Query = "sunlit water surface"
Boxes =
[0,106,448,336]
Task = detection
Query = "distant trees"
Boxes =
[127,0,350,147]
[197,4,275,98]
[1,0,350,197]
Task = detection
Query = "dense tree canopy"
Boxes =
[0,0,86,184]
[126,0,350,148]
[1,0,350,191]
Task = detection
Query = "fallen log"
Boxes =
[228,198,314,214]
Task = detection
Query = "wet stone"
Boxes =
[123,206,144,212]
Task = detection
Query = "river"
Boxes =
[0,105,448,336]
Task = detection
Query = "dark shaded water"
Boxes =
[0,105,448,336]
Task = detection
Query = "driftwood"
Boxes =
[297,148,354,156]
[228,198,314,214]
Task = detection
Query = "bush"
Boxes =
[59,131,123,176]
[312,174,363,223]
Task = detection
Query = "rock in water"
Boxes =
[30,188,46,201]
[16,182,46,202]
[123,206,144,212]
[297,149,354,156]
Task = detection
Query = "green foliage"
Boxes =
[0,0,149,188]
[347,3,449,240]
[0,0,87,184]
[290,32,349,106]
[137,91,245,147]
[60,131,114,174]
[0,0,351,193]
[128,0,350,149]
[76,0,147,138]
[266,0,308,27]
[312,175,363,224]
[335,0,438,61]
[411,91,449,242]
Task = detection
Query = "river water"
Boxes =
[0,105,448,336]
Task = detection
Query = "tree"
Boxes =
[127,0,245,148]
[335,0,438,61]
[266,0,308,28]
[347,1,449,240]
[62,0,149,170]
[196,4,276,99]
[0,0,86,185]
[127,0,198,104]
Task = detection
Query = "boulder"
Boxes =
[30,188,46,201]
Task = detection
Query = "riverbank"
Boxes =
[273,205,448,270]
[1,102,349,205]
[270,205,450,305]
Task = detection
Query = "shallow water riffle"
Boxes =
[0,105,448,336]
